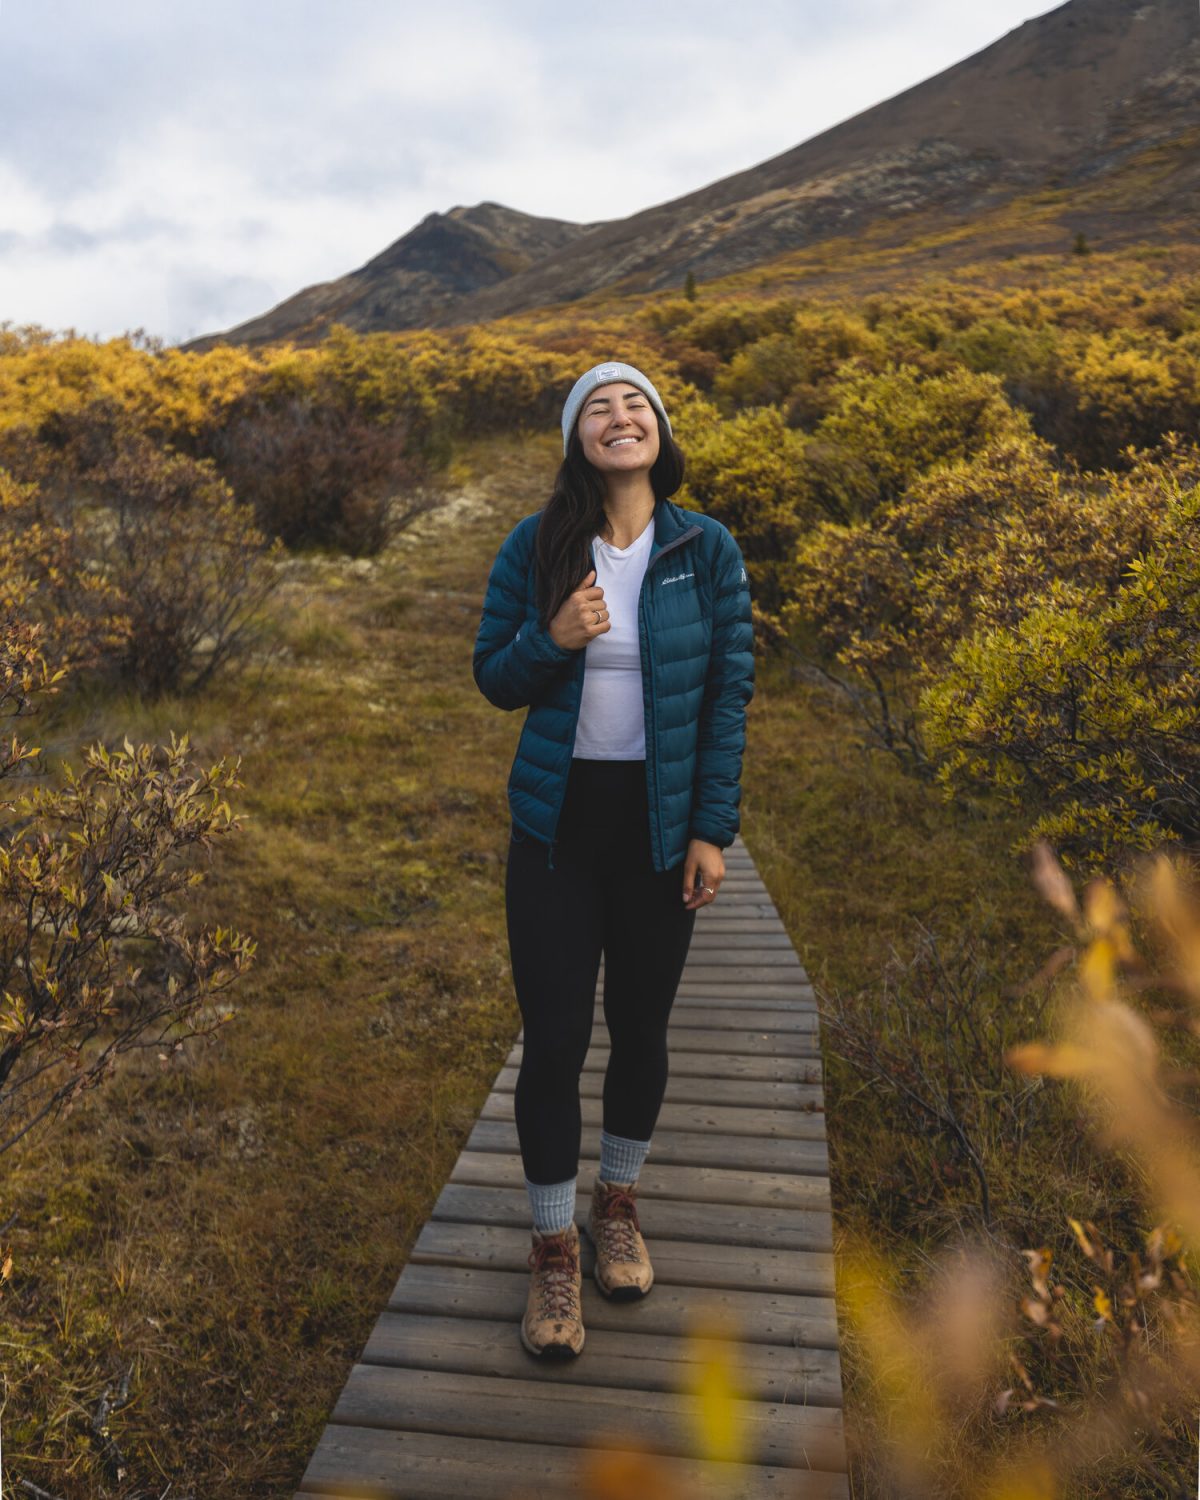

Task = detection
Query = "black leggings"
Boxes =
[504,757,697,1184]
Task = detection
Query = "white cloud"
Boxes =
[0,0,1061,344]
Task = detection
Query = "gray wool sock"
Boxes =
[525,1174,577,1235]
[598,1129,651,1185]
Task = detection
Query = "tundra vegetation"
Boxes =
[0,241,1197,1496]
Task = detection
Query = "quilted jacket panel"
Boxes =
[472,497,754,872]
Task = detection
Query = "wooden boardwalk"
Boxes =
[296,835,848,1499]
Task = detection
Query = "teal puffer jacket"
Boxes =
[472,498,754,872]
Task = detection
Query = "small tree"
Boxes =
[208,390,433,555]
[83,433,286,698]
[0,614,255,1156]
[0,405,287,700]
[684,271,697,302]
[1073,231,1090,256]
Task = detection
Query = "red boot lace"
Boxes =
[528,1232,581,1320]
[594,1184,643,1263]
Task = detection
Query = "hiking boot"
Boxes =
[520,1221,585,1357]
[583,1176,653,1300]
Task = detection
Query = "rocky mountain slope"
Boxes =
[187,0,1199,349]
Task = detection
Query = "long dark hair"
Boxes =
[534,412,685,627]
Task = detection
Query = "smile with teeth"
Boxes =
[605,436,640,446]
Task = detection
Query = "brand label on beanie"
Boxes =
[594,365,622,381]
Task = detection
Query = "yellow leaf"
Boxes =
[1006,1042,1094,1078]
[1067,1218,1095,1259]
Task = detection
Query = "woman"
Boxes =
[472,360,754,1358]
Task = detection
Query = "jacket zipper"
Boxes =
[639,526,702,870]
[544,524,702,872]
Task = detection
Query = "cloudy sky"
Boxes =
[0,0,1058,346]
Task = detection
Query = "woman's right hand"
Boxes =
[548,569,610,651]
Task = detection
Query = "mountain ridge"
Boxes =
[185,0,1200,350]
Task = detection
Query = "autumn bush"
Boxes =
[0,609,255,1159]
[798,361,1033,523]
[442,330,577,432]
[0,324,260,447]
[782,432,1166,768]
[639,293,801,361]
[206,387,434,555]
[777,415,1200,868]
[676,399,814,617]
[0,461,127,683]
[921,475,1200,868]
[1023,328,1199,472]
[0,401,286,700]
[28,442,281,705]
[713,307,887,423]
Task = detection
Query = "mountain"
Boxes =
[187,0,1199,350]
[190,203,599,348]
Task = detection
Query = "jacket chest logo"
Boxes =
[660,571,695,586]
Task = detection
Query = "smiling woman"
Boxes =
[472,359,755,1360]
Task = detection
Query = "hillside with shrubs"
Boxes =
[0,237,1197,1496]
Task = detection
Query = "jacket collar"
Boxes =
[586,497,698,573]
[649,497,692,561]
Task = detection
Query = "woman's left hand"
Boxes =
[682,838,724,909]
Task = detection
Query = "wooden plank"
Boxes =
[601,1006,821,1032]
[686,931,797,948]
[505,1044,823,1080]
[411,1222,836,1297]
[693,881,772,892]
[326,1365,847,1473]
[466,1119,830,1176]
[388,1262,840,1347]
[674,979,816,997]
[450,1152,834,1210]
[359,1311,844,1407]
[661,992,820,1012]
[536,1025,817,1057]
[608,956,809,977]
[480,1094,828,1139]
[693,882,780,894]
[690,912,792,924]
[660,1002,822,1026]
[429,1183,833,1252]
[660,954,810,966]
[694,904,789,916]
[490,1067,823,1110]
[297,1426,851,1500]
[582,1012,820,1037]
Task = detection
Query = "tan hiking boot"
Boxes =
[583,1176,654,1300]
[520,1221,585,1357]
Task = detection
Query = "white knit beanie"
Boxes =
[560,361,672,456]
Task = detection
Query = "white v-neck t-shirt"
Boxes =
[572,516,654,759]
